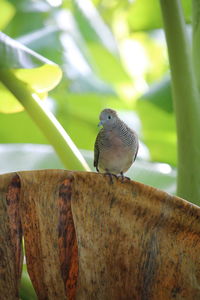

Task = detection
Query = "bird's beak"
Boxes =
[98,120,103,127]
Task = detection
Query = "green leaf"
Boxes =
[4,0,51,38]
[73,0,131,84]
[18,26,63,65]
[136,100,177,166]
[0,110,47,143]
[0,68,90,171]
[20,265,37,300]
[87,44,131,84]
[0,32,62,113]
[73,0,118,51]
[128,0,191,31]
[139,76,173,113]
[136,76,176,166]
[14,65,62,93]
[0,32,52,68]
[55,92,120,150]
[0,0,15,30]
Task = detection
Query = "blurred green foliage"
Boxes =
[0,0,183,165]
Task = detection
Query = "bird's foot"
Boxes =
[118,172,130,182]
[104,172,118,184]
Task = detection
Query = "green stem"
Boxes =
[192,0,200,89]
[159,0,200,204]
[0,69,90,172]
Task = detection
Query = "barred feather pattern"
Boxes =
[94,118,139,172]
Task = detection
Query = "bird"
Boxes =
[94,108,139,181]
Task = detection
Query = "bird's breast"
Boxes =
[98,138,136,174]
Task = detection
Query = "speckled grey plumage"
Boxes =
[94,108,139,175]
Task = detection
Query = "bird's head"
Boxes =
[98,108,118,128]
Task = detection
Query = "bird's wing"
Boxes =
[94,131,101,171]
[133,138,139,162]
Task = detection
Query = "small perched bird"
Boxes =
[94,108,139,180]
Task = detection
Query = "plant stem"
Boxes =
[159,0,200,205]
[0,69,90,172]
[192,0,200,89]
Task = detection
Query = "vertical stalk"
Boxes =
[192,0,200,89]
[159,0,200,205]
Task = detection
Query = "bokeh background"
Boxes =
[1,0,191,196]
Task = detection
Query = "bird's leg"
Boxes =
[119,172,125,182]
[104,169,117,184]
[96,166,99,172]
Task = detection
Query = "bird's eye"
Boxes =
[108,115,111,119]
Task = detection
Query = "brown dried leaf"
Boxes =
[71,172,200,299]
[0,170,200,300]
[19,170,68,300]
[0,173,22,300]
